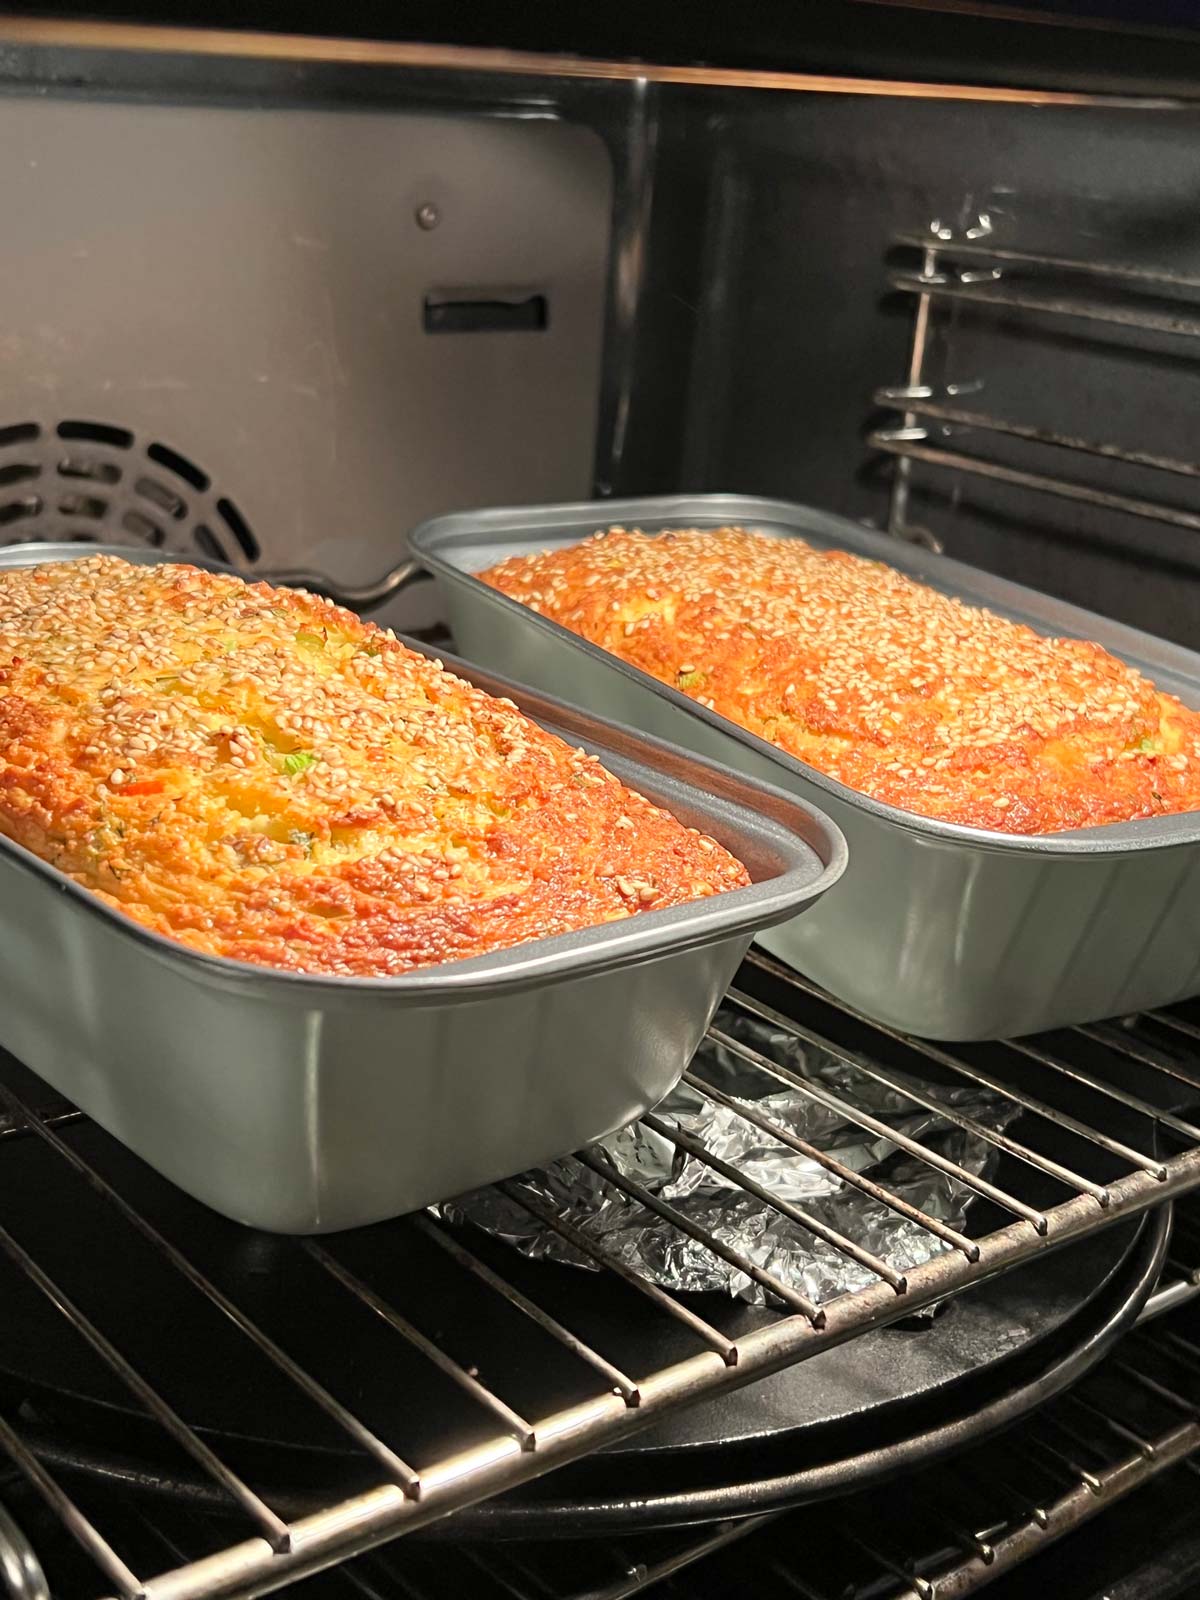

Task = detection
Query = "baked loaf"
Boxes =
[482,526,1200,835]
[0,555,748,975]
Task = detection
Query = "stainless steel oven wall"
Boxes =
[0,57,626,632]
[620,90,1200,649]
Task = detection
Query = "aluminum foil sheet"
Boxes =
[444,1007,1024,1306]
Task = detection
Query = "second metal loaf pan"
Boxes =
[410,494,1200,1042]
[0,545,845,1234]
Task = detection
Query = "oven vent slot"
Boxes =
[0,421,259,568]
[423,289,549,335]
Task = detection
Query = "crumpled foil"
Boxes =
[442,1007,1023,1307]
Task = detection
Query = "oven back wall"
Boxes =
[0,95,610,593]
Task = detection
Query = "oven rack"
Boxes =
[870,232,1200,552]
[5,1199,1199,1600]
[379,1200,1200,1600]
[565,1238,1200,1600]
[3,950,1200,1600]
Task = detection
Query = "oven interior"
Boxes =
[3,23,1200,1600]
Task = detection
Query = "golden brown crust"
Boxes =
[482,526,1200,835]
[0,555,748,976]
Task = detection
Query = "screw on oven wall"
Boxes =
[415,203,441,231]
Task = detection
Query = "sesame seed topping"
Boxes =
[0,554,748,976]
[482,525,1200,836]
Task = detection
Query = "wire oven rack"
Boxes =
[8,1259,1200,1600]
[508,1203,1200,1600]
[108,1196,1196,1600]
[3,950,1200,1600]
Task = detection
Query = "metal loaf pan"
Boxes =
[0,545,845,1234]
[410,493,1200,1042]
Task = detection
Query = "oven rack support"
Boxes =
[2,951,1200,1600]
[871,230,1200,550]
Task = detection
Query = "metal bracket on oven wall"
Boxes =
[882,232,947,553]
[0,1507,48,1600]
[877,216,1002,554]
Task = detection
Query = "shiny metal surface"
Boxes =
[873,393,1200,485]
[1139,1208,1200,1320]
[889,233,1200,289]
[410,491,1200,1039]
[886,241,941,547]
[888,266,1200,338]
[0,546,842,1233]
[260,561,423,614]
[872,433,1200,536]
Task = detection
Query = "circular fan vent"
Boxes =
[0,420,260,570]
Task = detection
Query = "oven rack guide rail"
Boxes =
[872,228,1200,553]
[1,949,1200,1600]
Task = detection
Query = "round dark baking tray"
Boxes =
[0,1125,1146,1460]
[9,1199,1168,1540]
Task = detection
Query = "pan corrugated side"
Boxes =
[409,493,1200,1042]
[0,545,845,1234]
